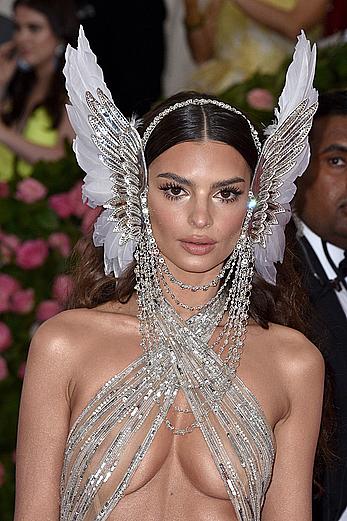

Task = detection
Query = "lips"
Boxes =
[179,236,217,256]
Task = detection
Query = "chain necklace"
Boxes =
[134,191,255,435]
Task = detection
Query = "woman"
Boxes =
[0,0,77,181]
[14,31,324,520]
[184,0,328,94]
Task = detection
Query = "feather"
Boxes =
[250,32,318,285]
[64,26,146,276]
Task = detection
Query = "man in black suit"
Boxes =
[295,90,347,521]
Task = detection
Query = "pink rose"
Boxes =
[0,233,20,264]
[1,233,20,252]
[48,232,71,258]
[17,361,26,379]
[246,88,274,111]
[52,274,73,305]
[0,182,9,198]
[0,461,5,486]
[15,178,47,204]
[36,300,62,322]
[49,193,73,219]
[0,322,12,351]
[0,274,20,297]
[16,239,49,269]
[81,206,102,235]
[10,288,35,314]
[0,274,21,312]
[68,181,87,218]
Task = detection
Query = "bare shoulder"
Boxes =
[267,323,324,372]
[29,301,139,372]
[262,323,325,398]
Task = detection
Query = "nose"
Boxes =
[188,198,213,229]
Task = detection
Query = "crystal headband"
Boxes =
[141,98,262,154]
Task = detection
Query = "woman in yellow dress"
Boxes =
[184,0,329,94]
[0,0,78,181]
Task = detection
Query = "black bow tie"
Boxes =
[321,240,347,291]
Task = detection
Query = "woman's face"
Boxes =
[13,6,60,69]
[148,140,252,281]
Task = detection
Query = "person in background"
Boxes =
[184,0,329,94]
[294,90,347,521]
[0,0,78,181]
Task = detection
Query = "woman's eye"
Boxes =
[216,188,241,203]
[169,186,183,196]
[328,157,346,167]
[159,184,186,200]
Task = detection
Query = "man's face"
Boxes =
[296,114,347,249]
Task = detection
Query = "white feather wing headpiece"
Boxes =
[64,28,317,284]
[249,32,318,284]
[64,27,146,276]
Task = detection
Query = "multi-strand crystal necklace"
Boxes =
[134,191,255,435]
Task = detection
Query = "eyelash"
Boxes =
[158,183,243,203]
[158,182,184,201]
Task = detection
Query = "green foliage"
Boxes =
[0,149,87,517]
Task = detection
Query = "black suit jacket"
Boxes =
[296,235,347,521]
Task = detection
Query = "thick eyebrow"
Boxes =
[210,177,245,189]
[320,144,347,154]
[157,172,193,186]
[156,172,245,189]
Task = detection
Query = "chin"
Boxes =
[165,251,227,275]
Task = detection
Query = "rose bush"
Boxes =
[0,149,86,519]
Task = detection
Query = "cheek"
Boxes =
[35,30,57,52]
[148,195,184,238]
[214,196,248,239]
[307,169,337,208]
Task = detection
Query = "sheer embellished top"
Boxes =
[60,304,276,521]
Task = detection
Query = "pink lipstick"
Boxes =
[180,236,217,256]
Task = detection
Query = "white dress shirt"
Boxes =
[301,222,347,317]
